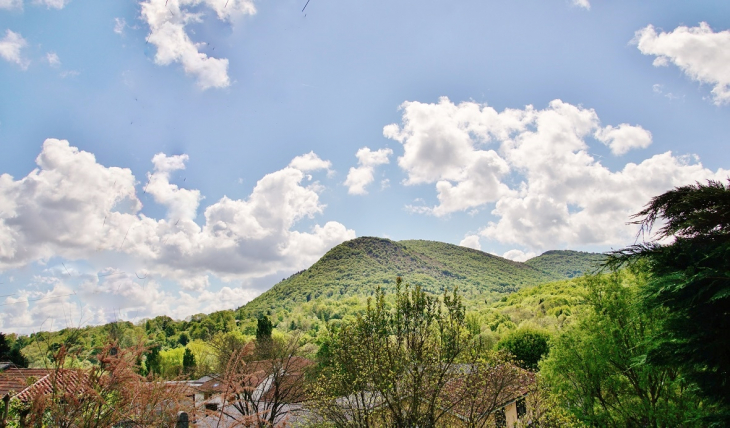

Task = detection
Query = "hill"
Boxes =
[236,237,604,318]
[524,250,605,278]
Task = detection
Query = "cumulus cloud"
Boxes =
[0,271,263,334]
[384,97,729,253]
[345,147,393,195]
[0,139,354,330]
[0,0,22,10]
[385,97,519,216]
[571,0,590,10]
[140,0,256,89]
[0,30,29,69]
[634,22,730,105]
[502,249,536,262]
[594,123,652,155]
[289,151,332,173]
[33,0,70,9]
[459,235,481,251]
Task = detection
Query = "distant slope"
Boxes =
[525,250,605,278]
[237,237,603,318]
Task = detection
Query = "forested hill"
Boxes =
[236,237,604,318]
[524,249,605,279]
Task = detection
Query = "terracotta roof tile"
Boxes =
[0,368,54,398]
[14,369,86,402]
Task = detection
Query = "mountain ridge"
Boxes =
[236,237,604,318]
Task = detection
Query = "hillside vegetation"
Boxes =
[236,237,602,318]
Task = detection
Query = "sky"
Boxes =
[1,0,729,334]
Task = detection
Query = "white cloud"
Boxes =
[46,52,60,67]
[0,272,263,334]
[289,151,332,173]
[140,0,256,89]
[459,235,481,251]
[0,0,22,10]
[384,97,730,253]
[0,139,354,291]
[146,153,202,221]
[634,22,730,105]
[502,249,536,262]
[594,123,652,155]
[33,0,70,9]
[114,17,127,35]
[0,30,29,70]
[571,0,590,10]
[344,147,393,195]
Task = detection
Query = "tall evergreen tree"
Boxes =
[256,316,274,342]
[145,346,161,376]
[182,348,196,374]
[606,179,730,422]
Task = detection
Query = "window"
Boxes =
[495,408,507,428]
[516,397,527,418]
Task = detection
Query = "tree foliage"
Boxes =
[0,333,27,368]
[216,335,310,428]
[256,316,274,342]
[310,278,532,428]
[541,269,709,426]
[182,347,196,374]
[606,179,730,421]
[496,327,551,371]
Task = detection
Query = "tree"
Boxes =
[216,334,311,427]
[310,277,475,428]
[541,269,708,426]
[211,331,249,373]
[496,327,551,371]
[0,333,28,368]
[145,345,161,376]
[0,333,9,359]
[606,179,730,421]
[178,332,190,346]
[182,347,196,374]
[256,316,274,342]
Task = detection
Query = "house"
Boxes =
[308,362,534,428]
[189,356,315,428]
[0,365,86,427]
[439,365,534,428]
[0,366,55,403]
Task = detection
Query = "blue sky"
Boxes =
[1,0,729,333]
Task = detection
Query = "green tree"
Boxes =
[256,315,274,342]
[145,345,161,376]
[311,277,474,428]
[182,347,196,374]
[606,179,730,421]
[541,269,707,426]
[496,327,551,371]
[0,332,27,367]
[178,332,190,347]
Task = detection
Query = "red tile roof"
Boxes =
[0,368,53,398]
[14,369,85,402]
